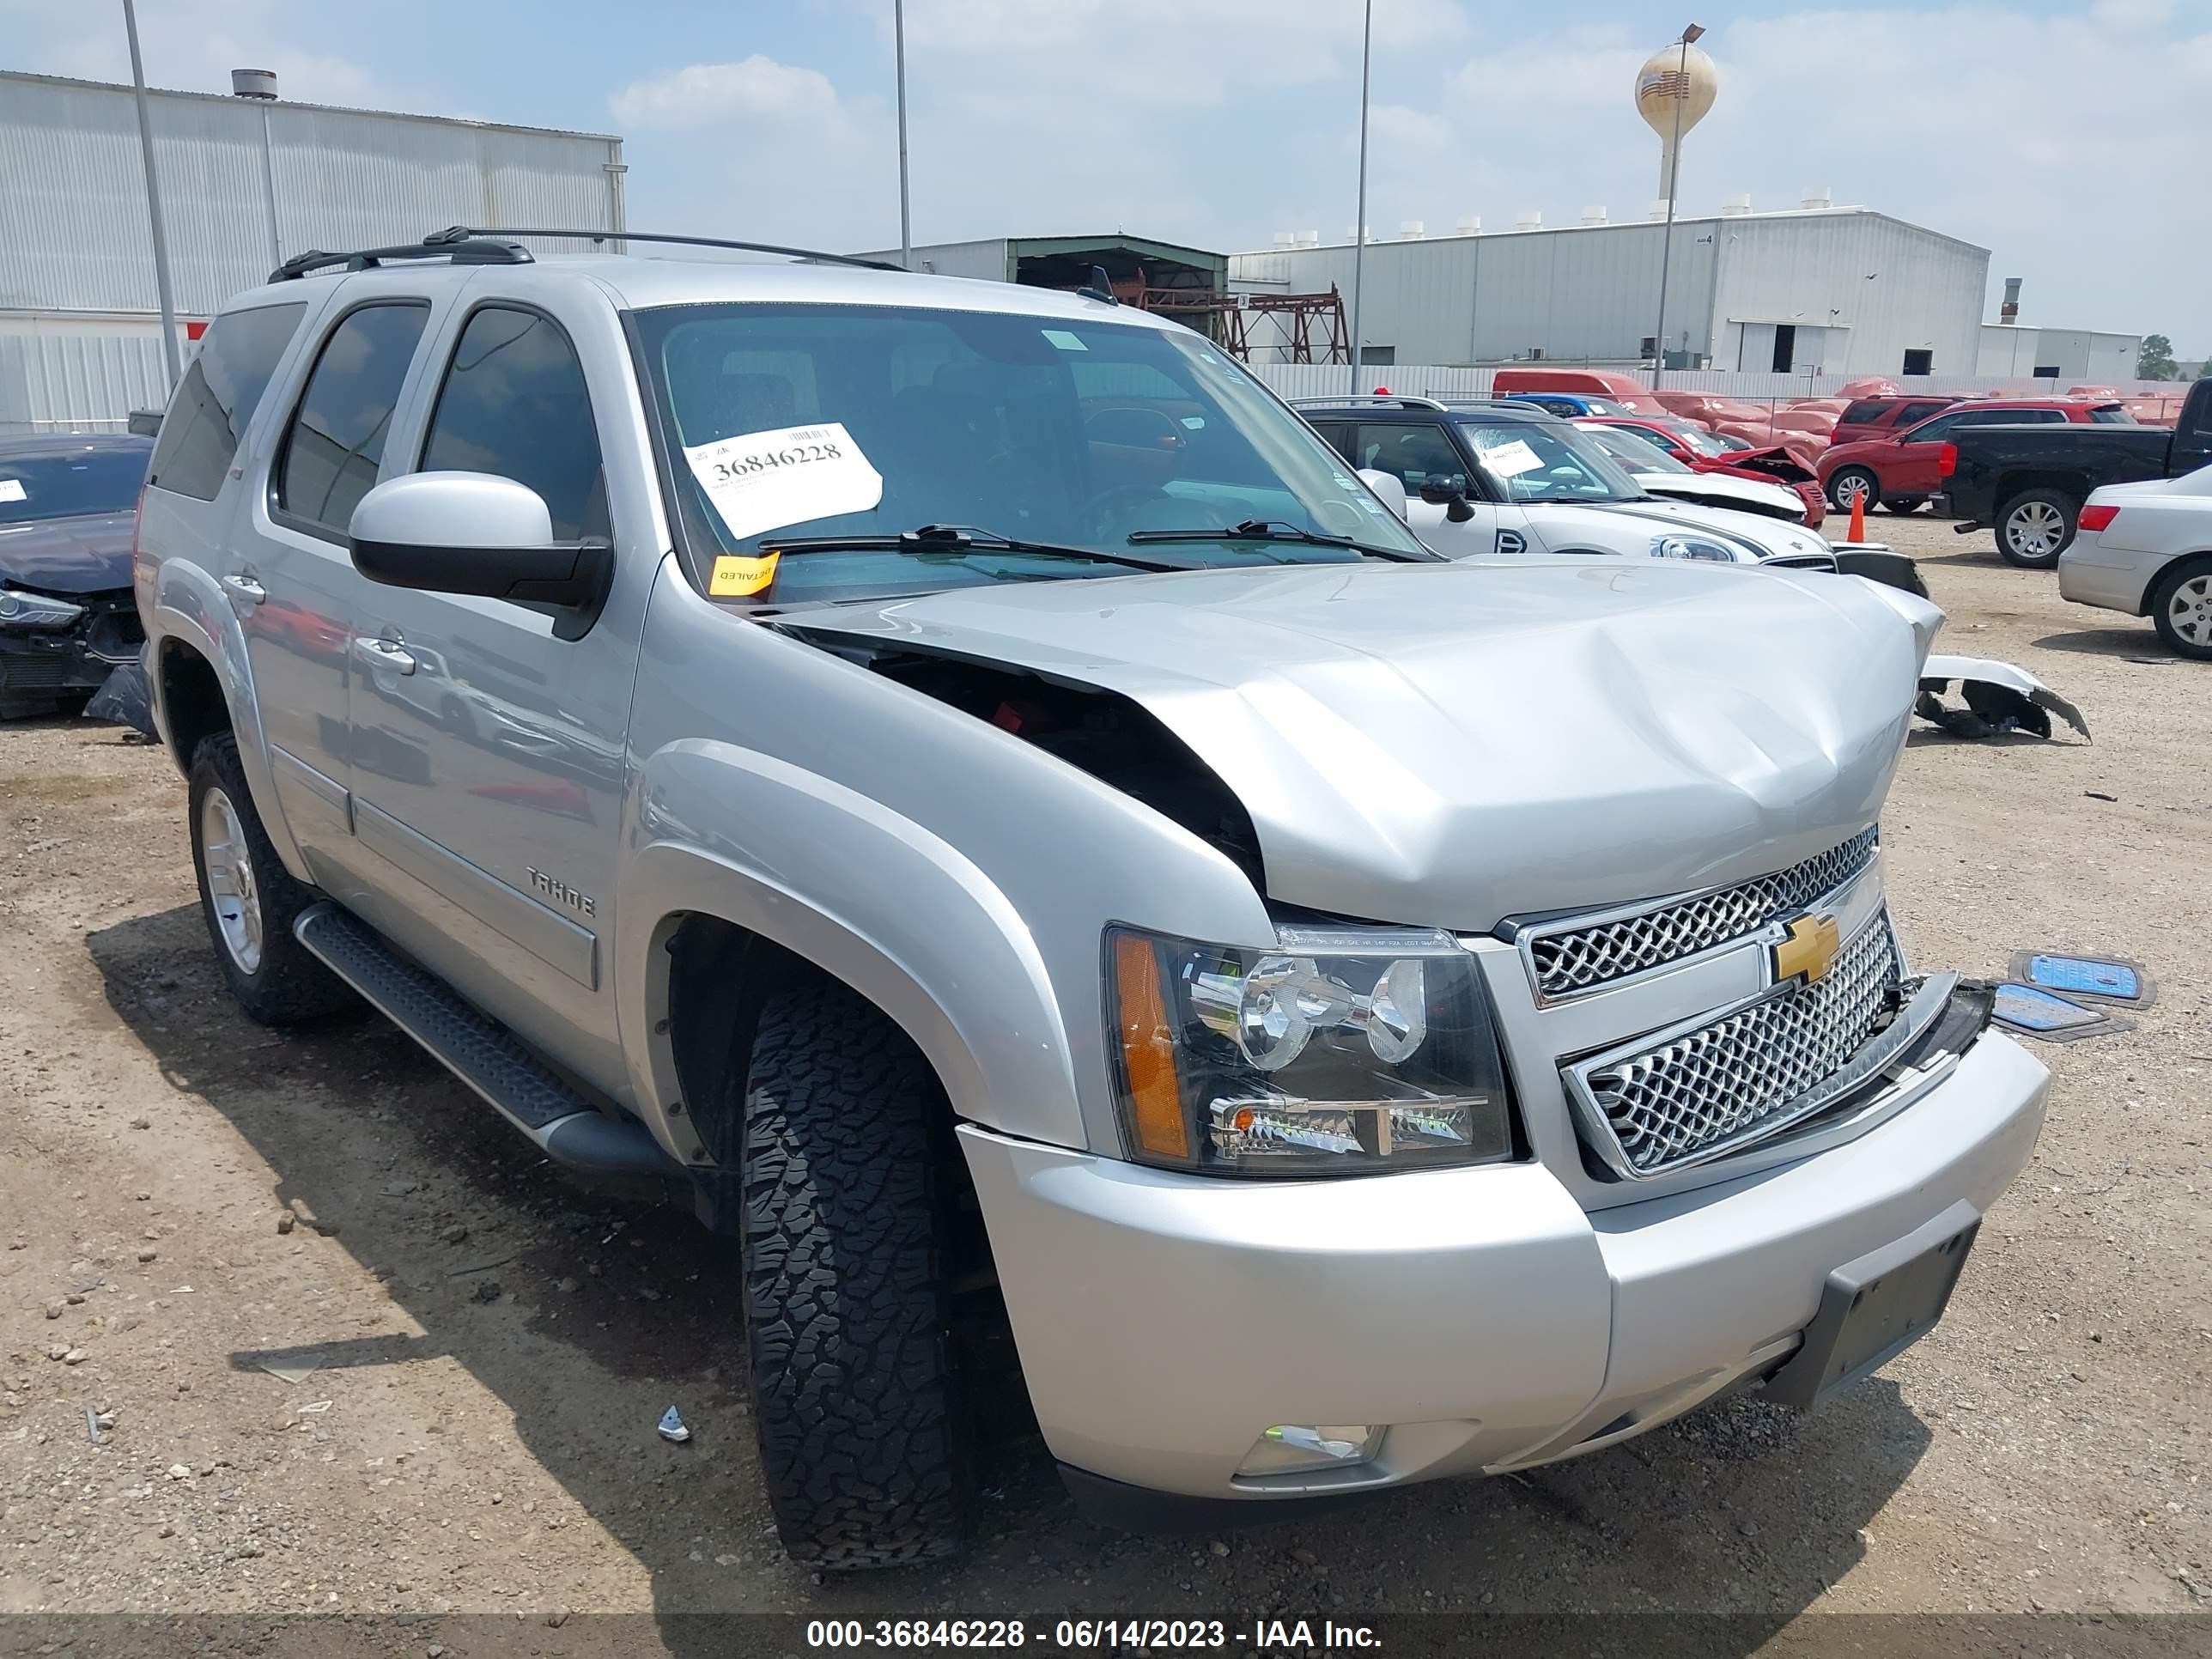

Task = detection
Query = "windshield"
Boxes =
[635,301,1427,602]
[1579,423,1692,474]
[1451,418,1645,502]
[0,447,149,526]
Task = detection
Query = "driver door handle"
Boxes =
[354,635,416,675]
[222,572,266,608]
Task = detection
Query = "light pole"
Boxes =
[894,0,912,268]
[1346,0,1372,392]
[1649,21,1704,392]
[122,0,182,390]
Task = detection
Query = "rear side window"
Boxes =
[1895,399,1949,425]
[147,302,307,501]
[419,307,609,542]
[276,302,430,537]
[1838,399,1887,427]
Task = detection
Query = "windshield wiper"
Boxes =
[1127,518,1431,562]
[764,524,1204,573]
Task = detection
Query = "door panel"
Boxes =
[342,292,641,1085]
[240,296,432,874]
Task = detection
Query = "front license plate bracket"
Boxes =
[1765,1200,1981,1409]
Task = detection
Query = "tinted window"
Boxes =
[0,446,150,525]
[1349,422,1468,493]
[1903,413,1963,442]
[1839,399,1888,427]
[147,302,306,501]
[1896,399,1949,424]
[420,307,609,542]
[276,303,429,535]
[2087,406,2136,424]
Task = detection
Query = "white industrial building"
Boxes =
[1229,202,1991,380]
[1975,323,2141,385]
[0,70,625,434]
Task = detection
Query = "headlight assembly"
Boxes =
[0,588,85,629]
[1107,924,1516,1177]
[1648,533,1738,562]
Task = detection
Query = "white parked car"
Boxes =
[2057,465,2212,659]
[1293,397,1835,565]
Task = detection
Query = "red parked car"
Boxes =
[1818,399,2134,514]
[1582,414,1826,526]
[1828,392,1965,447]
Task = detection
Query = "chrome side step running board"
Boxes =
[293,902,674,1177]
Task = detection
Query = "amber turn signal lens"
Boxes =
[1113,933,1189,1161]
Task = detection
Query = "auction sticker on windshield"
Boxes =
[1476,438,1543,479]
[0,480,24,502]
[683,422,884,542]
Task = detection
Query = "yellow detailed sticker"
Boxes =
[708,552,779,597]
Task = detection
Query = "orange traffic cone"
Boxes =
[1847,489,1867,544]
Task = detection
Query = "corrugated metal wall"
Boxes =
[1977,325,2142,383]
[1711,214,1984,377]
[0,313,173,434]
[0,71,621,319]
[848,239,1012,281]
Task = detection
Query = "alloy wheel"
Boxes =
[2169,574,2212,648]
[199,786,264,975]
[2005,501,2066,560]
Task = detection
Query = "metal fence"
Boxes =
[1247,362,2197,432]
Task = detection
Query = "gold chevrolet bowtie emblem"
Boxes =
[1772,914,1842,984]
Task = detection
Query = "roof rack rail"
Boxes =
[270,236,531,283]
[423,226,903,272]
[1285,393,1449,411]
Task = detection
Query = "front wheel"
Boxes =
[2149,560,2212,660]
[1995,489,2076,568]
[733,979,972,1569]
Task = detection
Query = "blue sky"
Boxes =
[9,0,2208,355]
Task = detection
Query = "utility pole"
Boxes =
[123,0,182,389]
[1650,21,1705,392]
[894,0,912,268]
[1346,0,1372,393]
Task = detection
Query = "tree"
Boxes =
[2137,333,2177,380]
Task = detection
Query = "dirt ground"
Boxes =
[2,516,2207,1654]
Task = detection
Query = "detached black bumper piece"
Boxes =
[0,591,143,718]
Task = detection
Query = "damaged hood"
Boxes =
[0,511,136,594]
[787,560,1937,930]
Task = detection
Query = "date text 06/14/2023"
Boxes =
[803,1617,1384,1650]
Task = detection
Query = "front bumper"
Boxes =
[0,591,143,714]
[961,1019,2046,1504]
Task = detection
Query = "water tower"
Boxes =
[1635,32,1717,200]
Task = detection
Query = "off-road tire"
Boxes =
[737,979,970,1569]
[1995,488,2076,568]
[1826,466,1879,514]
[186,733,356,1024]
[2148,557,2212,661]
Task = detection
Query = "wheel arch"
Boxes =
[615,741,1085,1164]
[146,556,307,878]
[2143,549,2212,618]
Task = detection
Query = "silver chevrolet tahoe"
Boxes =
[134,229,2049,1570]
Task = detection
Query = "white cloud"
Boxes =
[1,0,387,106]
[611,56,843,131]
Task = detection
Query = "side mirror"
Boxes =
[1356,468,1409,521]
[349,472,611,635]
[1418,480,1477,522]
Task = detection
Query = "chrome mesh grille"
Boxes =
[1524,826,1879,1000]
[1571,913,1903,1176]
